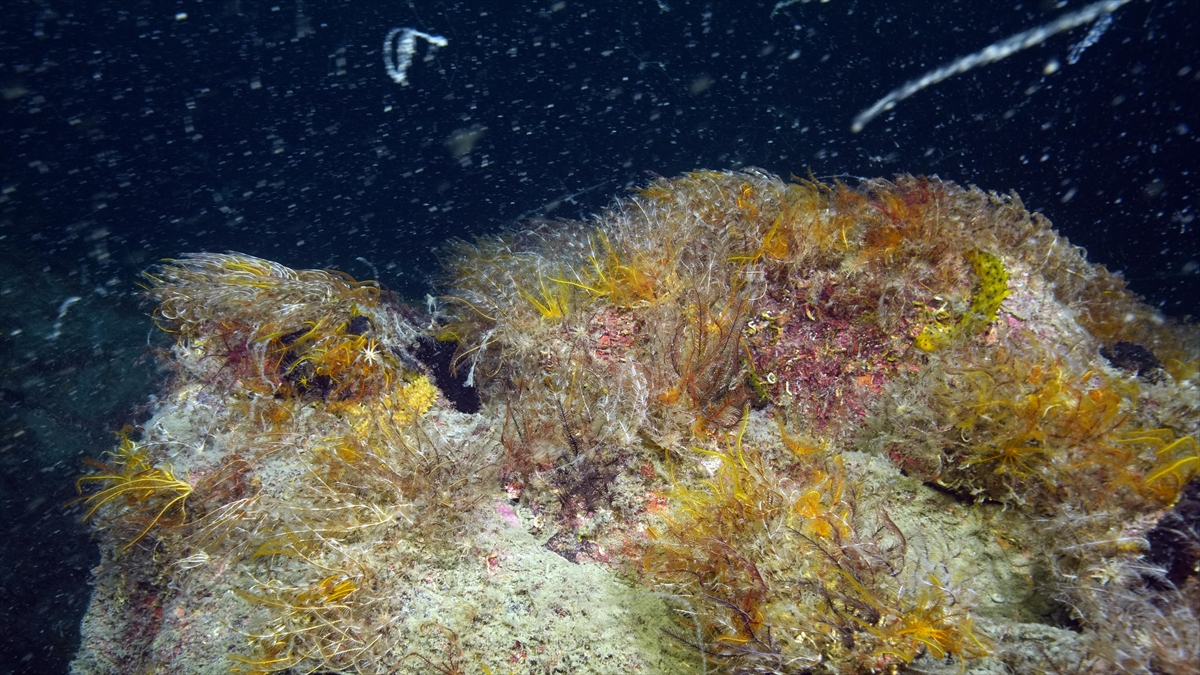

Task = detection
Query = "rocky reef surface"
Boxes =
[71,171,1199,674]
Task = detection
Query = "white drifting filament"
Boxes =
[1068,11,1114,65]
[383,27,448,86]
[851,0,1131,133]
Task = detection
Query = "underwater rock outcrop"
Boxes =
[72,171,1198,674]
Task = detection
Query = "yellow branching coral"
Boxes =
[858,573,991,665]
[1144,434,1199,494]
[552,229,679,308]
[791,462,851,540]
[1106,428,1200,506]
[232,573,364,674]
[76,431,194,550]
[519,273,574,320]
[643,411,985,672]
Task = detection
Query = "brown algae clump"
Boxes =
[72,174,1199,675]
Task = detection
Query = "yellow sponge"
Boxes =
[916,249,1009,351]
